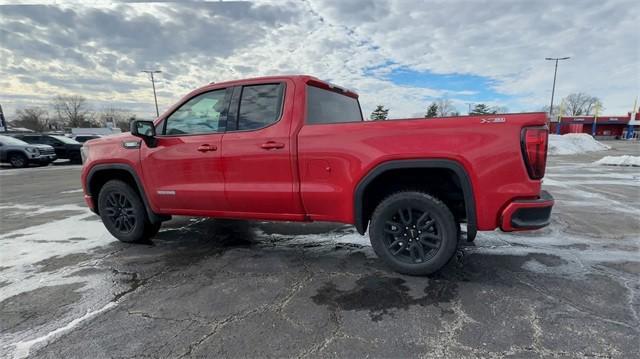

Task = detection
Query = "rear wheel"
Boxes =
[369,191,458,275]
[98,180,158,243]
[8,153,28,168]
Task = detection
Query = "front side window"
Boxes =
[165,89,226,135]
[237,84,284,131]
[306,85,363,124]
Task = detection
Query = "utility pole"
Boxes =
[545,57,570,119]
[141,70,162,117]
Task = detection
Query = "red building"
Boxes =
[549,113,639,139]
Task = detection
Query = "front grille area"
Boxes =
[39,148,55,155]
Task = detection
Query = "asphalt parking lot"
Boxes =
[1,142,638,358]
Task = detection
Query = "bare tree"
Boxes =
[435,98,456,117]
[11,107,49,131]
[562,93,602,116]
[52,95,94,128]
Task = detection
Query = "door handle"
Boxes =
[197,144,217,152]
[260,141,285,150]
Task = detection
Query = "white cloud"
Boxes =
[0,0,637,120]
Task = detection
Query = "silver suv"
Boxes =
[0,134,57,168]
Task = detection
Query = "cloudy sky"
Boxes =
[1,0,638,120]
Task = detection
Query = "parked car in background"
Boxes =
[0,134,57,168]
[72,134,102,143]
[13,134,82,163]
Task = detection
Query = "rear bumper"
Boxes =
[500,190,554,231]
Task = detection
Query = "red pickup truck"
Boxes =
[80,75,553,275]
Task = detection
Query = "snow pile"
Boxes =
[548,134,610,155]
[594,155,640,167]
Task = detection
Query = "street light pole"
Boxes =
[545,57,570,118]
[141,70,162,117]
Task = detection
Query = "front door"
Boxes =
[221,82,303,218]
[141,88,230,213]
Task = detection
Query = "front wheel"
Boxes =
[369,191,458,275]
[98,180,158,243]
[9,153,28,168]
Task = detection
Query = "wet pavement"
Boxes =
[0,142,638,358]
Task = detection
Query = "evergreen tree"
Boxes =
[469,103,496,115]
[370,105,389,121]
[425,103,438,118]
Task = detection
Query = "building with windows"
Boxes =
[550,113,639,139]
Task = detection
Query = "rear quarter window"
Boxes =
[306,85,363,124]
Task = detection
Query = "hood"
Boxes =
[85,132,136,145]
[33,144,54,150]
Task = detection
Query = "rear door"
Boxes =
[140,88,231,213]
[39,136,67,158]
[221,81,303,218]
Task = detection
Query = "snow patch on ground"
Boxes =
[0,203,87,216]
[60,189,84,194]
[594,155,640,167]
[0,204,116,302]
[548,134,611,155]
[255,227,374,252]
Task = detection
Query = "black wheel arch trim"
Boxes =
[353,159,477,239]
[86,163,169,224]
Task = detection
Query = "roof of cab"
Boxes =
[197,75,322,91]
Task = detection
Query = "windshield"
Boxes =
[50,135,80,144]
[0,135,29,146]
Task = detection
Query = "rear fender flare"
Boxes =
[353,159,477,238]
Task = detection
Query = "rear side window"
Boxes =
[306,85,363,124]
[237,84,284,130]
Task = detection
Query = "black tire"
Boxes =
[8,153,28,168]
[98,180,156,243]
[369,191,458,275]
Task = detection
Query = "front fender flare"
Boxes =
[86,163,168,224]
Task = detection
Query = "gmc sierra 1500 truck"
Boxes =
[80,75,553,275]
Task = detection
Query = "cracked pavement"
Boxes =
[0,141,638,358]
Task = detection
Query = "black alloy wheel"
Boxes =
[104,192,137,234]
[98,180,158,243]
[383,207,442,264]
[369,191,458,275]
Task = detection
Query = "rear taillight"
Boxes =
[521,126,548,179]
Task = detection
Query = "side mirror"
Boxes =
[130,120,157,147]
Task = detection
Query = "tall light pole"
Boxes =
[545,57,570,118]
[141,70,162,117]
